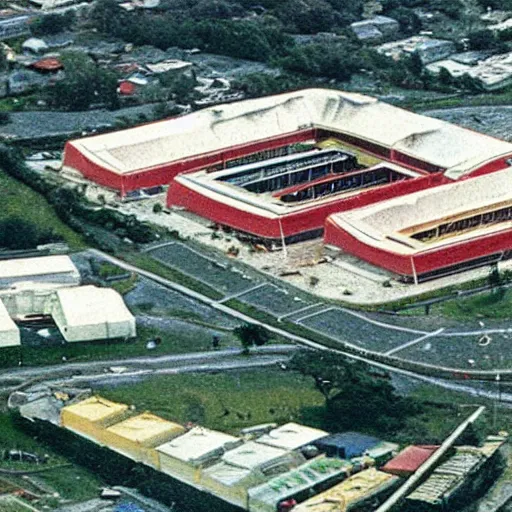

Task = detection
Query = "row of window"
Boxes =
[280,168,403,203]
[412,205,512,242]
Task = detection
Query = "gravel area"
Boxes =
[424,105,512,142]
[300,308,419,353]
[125,277,239,328]
[149,243,259,295]
[0,104,159,139]
[397,333,512,370]
[240,283,314,316]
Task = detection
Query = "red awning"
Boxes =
[381,445,439,477]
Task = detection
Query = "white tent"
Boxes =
[48,286,136,342]
[0,299,20,348]
[0,255,80,288]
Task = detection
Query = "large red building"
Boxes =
[325,167,512,281]
[63,89,512,269]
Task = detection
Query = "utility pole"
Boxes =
[493,373,501,429]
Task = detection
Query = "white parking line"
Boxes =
[385,328,445,356]
[278,302,324,322]
[141,241,175,253]
[295,307,335,324]
[340,307,428,335]
[217,283,268,304]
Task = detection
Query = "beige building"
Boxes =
[46,285,136,342]
[61,396,132,442]
[0,298,20,347]
[104,413,185,468]
[156,427,242,485]
[0,255,80,288]
[256,422,328,451]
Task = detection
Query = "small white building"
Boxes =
[0,299,20,348]
[47,285,136,342]
[377,36,456,64]
[256,422,328,452]
[351,16,399,42]
[0,255,80,289]
[156,427,242,484]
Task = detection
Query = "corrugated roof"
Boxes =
[248,456,351,506]
[55,285,134,327]
[292,468,397,512]
[256,422,328,451]
[65,88,512,179]
[156,426,240,463]
[382,445,439,476]
[107,413,184,443]
[329,165,512,255]
[0,255,78,280]
[314,432,381,459]
[61,396,129,423]
[407,472,460,504]
[221,441,292,470]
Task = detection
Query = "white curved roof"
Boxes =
[65,89,512,179]
[330,166,512,255]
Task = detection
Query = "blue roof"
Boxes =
[115,503,145,512]
[314,432,381,459]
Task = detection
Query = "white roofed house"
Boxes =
[45,285,136,342]
[0,299,20,348]
[156,427,242,485]
[256,422,328,452]
[201,441,306,509]
[0,255,80,289]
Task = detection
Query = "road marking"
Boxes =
[385,328,445,356]
[217,283,268,304]
[141,241,175,253]
[340,307,427,335]
[88,249,512,382]
[295,307,335,324]
[277,302,324,322]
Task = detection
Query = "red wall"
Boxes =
[325,216,512,277]
[167,173,448,240]
[63,129,317,195]
[460,153,512,179]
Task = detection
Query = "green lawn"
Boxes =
[0,170,84,249]
[436,288,512,320]
[99,369,324,435]
[0,413,102,508]
[0,323,242,369]
[97,368,502,444]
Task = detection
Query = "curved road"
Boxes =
[88,249,512,384]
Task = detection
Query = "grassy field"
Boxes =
[0,322,242,368]
[98,368,502,445]
[0,170,84,249]
[0,412,102,508]
[99,368,325,434]
[435,288,512,320]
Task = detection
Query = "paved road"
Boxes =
[87,249,512,388]
[424,105,512,142]
[0,345,295,391]
[0,104,159,139]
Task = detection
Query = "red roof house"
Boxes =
[381,445,439,477]
[30,57,63,73]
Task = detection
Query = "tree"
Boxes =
[48,53,119,111]
[388,7,421,36]
[0,217,60,249]
[30,12,75,36]
[468,29,500,51]
[289,350,414,433]
[234,324,271,353]
[276,0,338,34]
